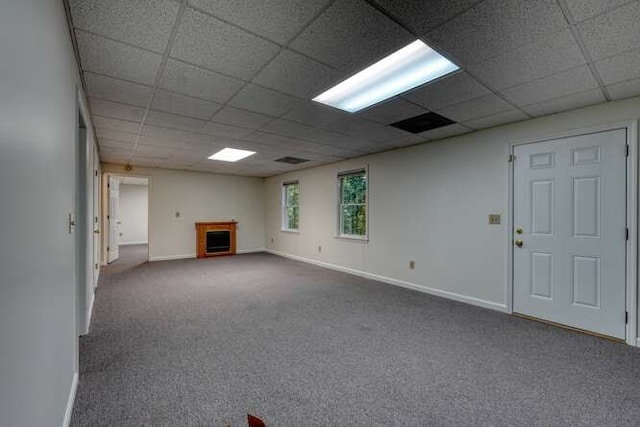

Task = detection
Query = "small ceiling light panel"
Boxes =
[313,40,458,113]
[208,148,256,162]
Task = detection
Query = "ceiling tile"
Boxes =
[145,110,208,132]
[593,47,640,85]
[69,0,180,53]
[229,84,301,117]
[290,0,414,72]
[403,72,489,110]
[323,116,381,136]
[92,116,141,134]
[425,0,567,65]
[187,0,330,44]
[158,59,244,103]
[75,31,162,84]
[99,139,135,151]
[200,122,255,139]
[606,78,640,101]
[99,146,131,158]
[96,128,138,143]
[151,89,221,120]
[260,119,318,140]
[85,72,153,107]
[463,109,528,130]
[89,98,145,122]
[171,8,280,80]
[134,144,175,159]
[356,98,429,124]
[282,101,349,128]
[371,0,481,34]
[417,123,472,140]
[130,156,165,167]
[467,29,585,90]
[354,124,410,143]
[141,124,212,146]
[521,88,606,116]
[500,65,599,106]
[211,106,273,130]
[564,0,632,22]
[434,94,513,122]
[577,1,640,60]
[253,49,344,98]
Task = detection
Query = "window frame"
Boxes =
[281,180,300,232]
[336,167,368,241]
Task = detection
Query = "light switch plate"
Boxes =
[488,214,501,225]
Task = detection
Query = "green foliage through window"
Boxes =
[283,182,299,230]
[339,171,367,236]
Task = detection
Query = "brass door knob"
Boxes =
[94,230,100,234]
[515,227,523,234]
[515,239,523,247]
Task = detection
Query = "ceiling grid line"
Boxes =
[127,0,189,163]
[556,0,612,101]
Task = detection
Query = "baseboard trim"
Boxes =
[237,248,266,254]
[266,249,508,313]
[118,241,149,246]
[63,372,78,427]
[149,254,196,262]
[119,241,148,246]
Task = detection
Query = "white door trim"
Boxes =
[506,120,638,346]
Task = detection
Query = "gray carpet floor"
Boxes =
[72,249,640,426]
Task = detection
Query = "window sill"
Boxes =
[281,229,300,234]
[334,234,368,242]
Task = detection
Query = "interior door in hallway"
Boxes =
[513,128,627,339]
[108,176,120,263]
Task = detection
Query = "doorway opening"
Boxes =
[103,174,150,269]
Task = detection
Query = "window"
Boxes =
[338,169,367,238]
[282,181,299,231]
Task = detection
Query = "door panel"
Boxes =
[513,128,627,339]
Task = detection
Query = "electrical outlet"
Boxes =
[488,214,501,225]
[318,245,322,253]
[409,260,415,270]
[270,238,274,243]
[175,211,180,218]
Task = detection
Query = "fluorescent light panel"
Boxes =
[313,40,459,113]
[208,147,256,162]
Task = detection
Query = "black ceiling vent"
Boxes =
[275,156,310,165]
[390,112,456,134]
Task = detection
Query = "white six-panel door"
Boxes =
[107,176,120,264]
[513,128,627,339]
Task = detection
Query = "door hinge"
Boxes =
[625,311,628,324]
[107,246,109,252]
[107,182,110,188]
[107,214,110,220]
[626,144,629,157]
[95,170,98,177]
[95,263,98,270]
[508,154,516,163]
[626,228,629,241]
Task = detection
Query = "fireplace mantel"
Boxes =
[195,221,237,258]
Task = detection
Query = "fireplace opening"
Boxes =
[206,230,231,254]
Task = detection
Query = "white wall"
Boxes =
[265,96,640,325]
[118,183,148,245]
[0,0,93,425]
[102,165,266,261]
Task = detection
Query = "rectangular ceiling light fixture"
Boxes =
[208,147,256,162]
[312,40,458,113]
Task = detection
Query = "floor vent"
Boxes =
[390,111,455,134]
[275,156,309,165]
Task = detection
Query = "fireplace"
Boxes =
[195,221,237,258]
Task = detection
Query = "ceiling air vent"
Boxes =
[275,156,309,165]
[390,112,455,134]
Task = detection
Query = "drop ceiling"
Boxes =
[67,0,640,177]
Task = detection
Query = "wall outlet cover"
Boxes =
[488,214,501,225]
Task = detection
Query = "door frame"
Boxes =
[101,172,152,265]
[506,120,638,346]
